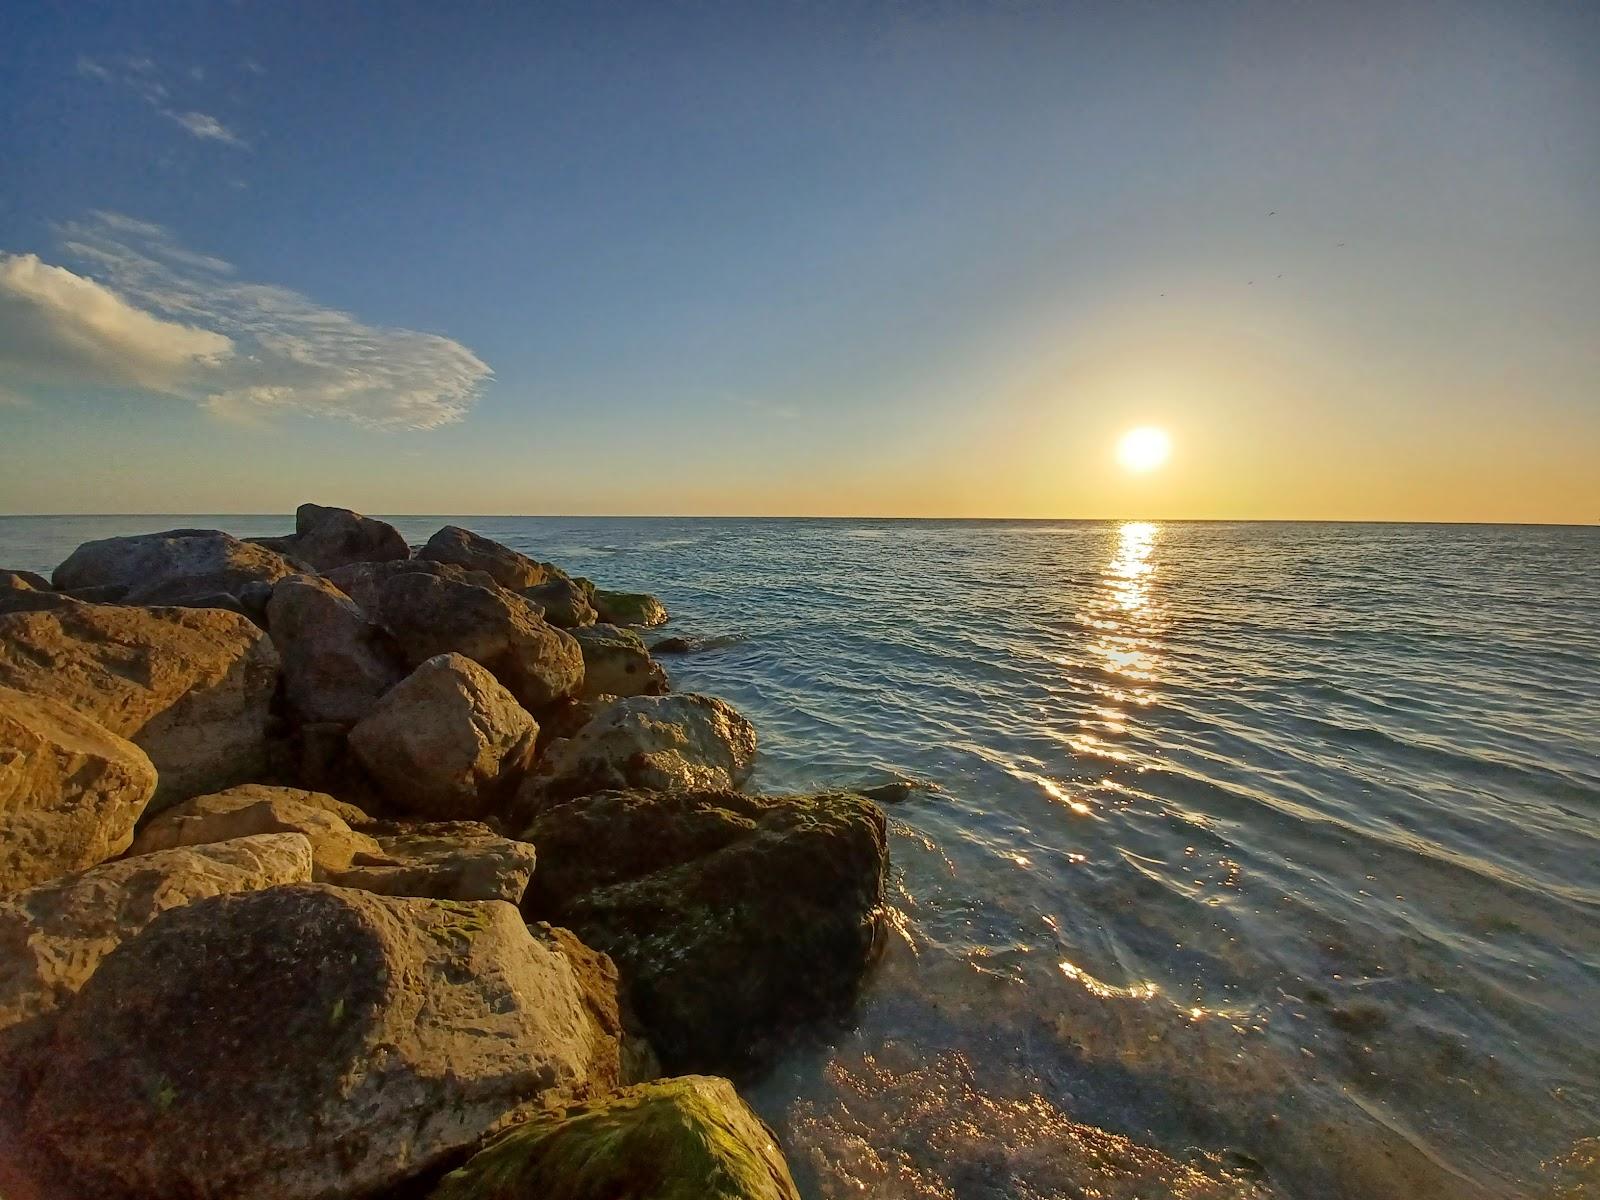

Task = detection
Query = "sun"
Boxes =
[1116,426,1172,473]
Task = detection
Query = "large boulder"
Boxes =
[325,557,500,615]
[522,788,888,1073]
[419,525,559,590]
[376,572,584,710]
[0,603,280,810]
[520,577,598,628]
[23,886,624,1200]
[51,528,302,606]
[250,503,410,572]
[592,588,669,628]
[0,686,157,894]
[571,623,668,700]
[350,653,540,819]
[522,694,756,805]
[266,573,405,725]
[129,784,379,876]
[0,834,314,1092]
[431,1075,800,1200]
[326,821,538,904]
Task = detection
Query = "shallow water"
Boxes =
[4,516,1598,1199]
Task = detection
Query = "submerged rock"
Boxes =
[0,686,158,894]
[250,503,410,572]
[419,525,558,590]
[431,1074,800,1200]
[592,588,669,628]
[0,603,279,811]
[267,573,405,725]
[24,885,623,1200]
[0,833,314,1093]
[351,653,540,820]
[571,623,669,700]
[51,528,302,607]
[522,788,888,1073]
[129,784,379,876]
[326,821,538,904]
[522,694,756,806]
[375,571,584,711]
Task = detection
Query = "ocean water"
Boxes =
[3,516,1598,1199]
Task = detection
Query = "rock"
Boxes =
[325,821,537,903]
[129,784,380,876]
[592,588,669,628]
[521,788,888,1073]
[51,528,303,606]
[24,885,622,1200]
[350,653,540,819]
[572,623,668,700]
[520,577,598,628]
[0,834,314,1093]
[376,572,584,711]
[1,570,50,591]
[0,603,280,811]
[855,777,940,804]
[250,503,410,572]
[267,573,405,724]
[418,525,557,590]
[0,587,87,615]
[431,1075,800,1200]
[326,556,501,615]
[0,686,158,894]
[650,635,694,655]
[522,694,756,805]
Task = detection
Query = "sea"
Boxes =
[3,515,1597,1199]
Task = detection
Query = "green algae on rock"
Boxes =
[430,1074,799,1200]
[590,588,669,628]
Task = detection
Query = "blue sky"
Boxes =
[2,1,1597,519]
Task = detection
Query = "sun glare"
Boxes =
[1116,426,1172,473]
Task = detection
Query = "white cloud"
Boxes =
[77,55,247,149]
[0,213,491,431]
[166,110,246,147]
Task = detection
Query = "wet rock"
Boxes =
[325,556,501,616]
[375,572,584,710]
[855,777,941,805]
[650,635,694,655]
[0,603,279,811]
[266,573,405,725]
[418,525,558,590]
[129,784,379,876]
[592,588,669,628]
[522,694,755,806]
[572,623,668,700]
[24,885,622,1200]
[0,686,158,894]
[51,528,303,606]
[250,503,410,572]
[431,1074,800,1200]
[521,577,598,628]
[0,834,314,1093]
[522,788,888,1073]
[326,821,537,904]
[350,653,540,819]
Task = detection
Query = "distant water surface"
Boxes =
[3,516,1598,1199]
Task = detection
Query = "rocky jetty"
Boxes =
[0,506,889,1199]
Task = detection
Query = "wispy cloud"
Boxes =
[1,213,492,431]
[77,54,248,150]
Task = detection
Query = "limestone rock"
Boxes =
[572,623,668,700]
[431,1075,800,1200]
[523,694,755,805]
[350,653,540,819]
[521,577,598,628]
[0,603,280,810]
[376,572,584,711]
[418,525,556,590]
[522,788,888,1073]
[0,686,157,894]
[1,570,50,592]
[129,784,379,875]
[51,528,302,606]
[250,503,410,572]
[325,556,500,616]
[266,573,405,725]
[326,821,537,903]
[592,588,669,628]
[0,833,314,1091]
[24,885,622,1200]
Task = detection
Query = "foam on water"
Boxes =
[3,515,1597,1198]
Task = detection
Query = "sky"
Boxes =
[1,1,1596,522]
